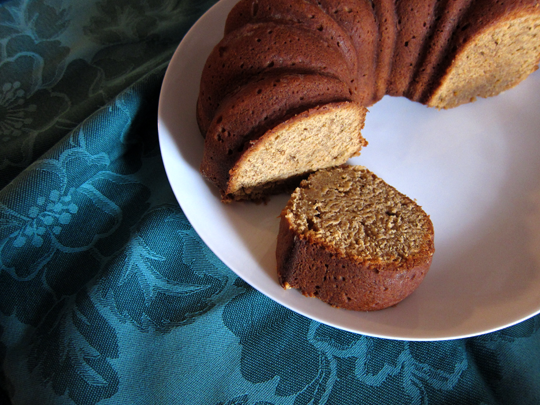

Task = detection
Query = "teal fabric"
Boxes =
[1,0,539,404]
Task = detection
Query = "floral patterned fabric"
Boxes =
[0,0,539,404]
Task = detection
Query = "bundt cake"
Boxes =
[198,0,540,202]
[276,165,435,311]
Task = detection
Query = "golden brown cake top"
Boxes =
[285,166,434,262]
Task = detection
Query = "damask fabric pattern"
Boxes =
[0,0,539,404]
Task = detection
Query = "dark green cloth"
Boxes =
[0,0,539,404]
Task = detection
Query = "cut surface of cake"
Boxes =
[427,6,540,108]
[276,165,435,311]
[203,102,367,202]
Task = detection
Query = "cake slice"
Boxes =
[276,165,434,311]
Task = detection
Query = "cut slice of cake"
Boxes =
[276,165,434,311]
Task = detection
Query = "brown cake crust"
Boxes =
[387,0,440,97]
[307,0,380,105]
[196,21,354,135]
[372,0,398,101]
[276,166,435,311]
[224,0,359,84]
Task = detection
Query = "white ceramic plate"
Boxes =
[158,0,540,341]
